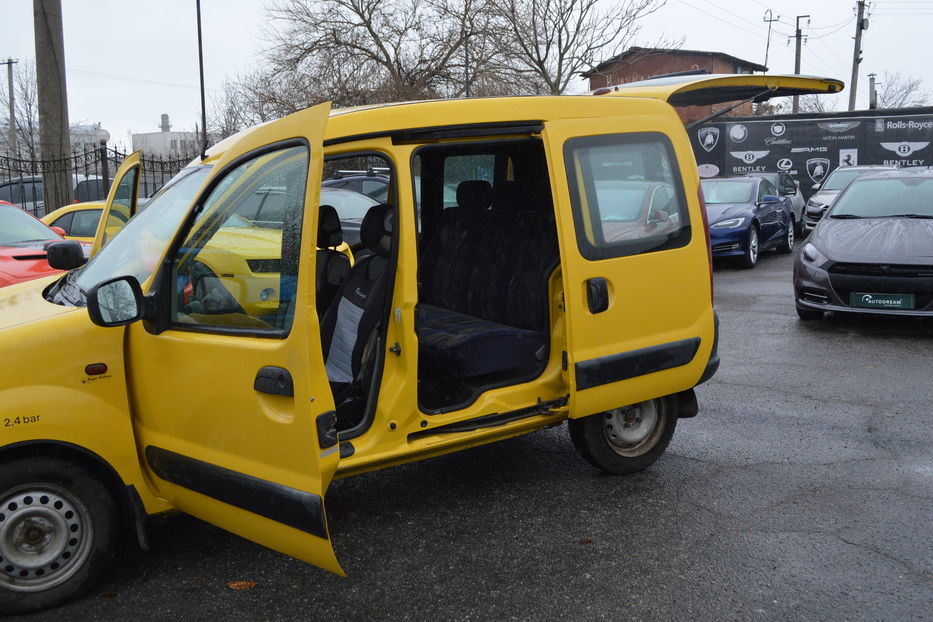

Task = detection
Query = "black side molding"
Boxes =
[576,337,701,390]
[145,446,327,539]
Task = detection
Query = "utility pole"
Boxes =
[33,0,73,213]
[792,15,810,113]
[848,1,869,111]
[763,10,779,69]
[1,58,17,154]
[463,30,472,98]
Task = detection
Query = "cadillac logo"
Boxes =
[770,122,786,137]
[806,158,831,182]
[698,127,720,152]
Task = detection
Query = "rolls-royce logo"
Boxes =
[698,127,720,152]
[817,121,860,133]
[806,158,831,182]
[730,150,769,164]
[729,124,748,143]
[880,142,929,157]
[770,122,786,137]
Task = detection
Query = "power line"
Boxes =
[671,0,771,40]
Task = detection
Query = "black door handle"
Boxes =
[254,366,294,396]
[586,277,609,314]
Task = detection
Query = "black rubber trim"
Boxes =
[575,338,701,391]
[316,410,338,449]
[323,121,543,147]
[124,484,150,551]
[697,311,720,385]
[339,441,355,458]
[145,446,327,539]
[409,396,568,440]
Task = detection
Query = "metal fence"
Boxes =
[0,148,196,217]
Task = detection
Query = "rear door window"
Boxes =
[564,132,689,259]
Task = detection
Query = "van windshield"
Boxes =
[55,166,212,305]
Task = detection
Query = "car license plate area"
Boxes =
[849,292,915,309]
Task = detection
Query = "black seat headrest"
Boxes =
[456,180,492,210]
[317,204,343,248]
[492,181,526,211]
[359,203,393,255]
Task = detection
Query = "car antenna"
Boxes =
[196,0,208,161]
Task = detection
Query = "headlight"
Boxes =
[807,198,825,209]
[801,242,828,265]
[710,217,745,229]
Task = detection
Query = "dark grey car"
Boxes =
[803,164,896,232]
[794,169,933,319]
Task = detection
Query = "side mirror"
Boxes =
[759,195,782,205]
[811,183,822,191]
[46,240,87,270]
[649,209,670,223]
[87,275,144,327]
[50,226,67,236]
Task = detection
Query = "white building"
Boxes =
[131,114,216,158]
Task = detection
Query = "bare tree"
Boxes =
[0,60,40,159]
[264,0,485,104]
[796,93,840,114]
[876,72,930,109]
[490,0,668,95]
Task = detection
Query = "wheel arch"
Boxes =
[0,440,150,551]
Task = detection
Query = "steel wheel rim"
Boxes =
[0,483,94,593]
[786,224,795,250]
[749,229,759,263]
[602,400,665,457]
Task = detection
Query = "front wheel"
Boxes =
[777,220,795,254]
[568,397,678,475]
[738,226,759,269]
[0,457,117,614]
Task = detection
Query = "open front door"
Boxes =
[91,151,141,255]
[125,103,344,574]
[544,112,715,419]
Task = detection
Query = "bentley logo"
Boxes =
[698,127,720,152]
[806,158,831,182]
[777,158,793,171]
[880,142,930,157]
[729,124,748,143]
[770,122,786,137]
[730,150,769,164]
[817,121,860,133]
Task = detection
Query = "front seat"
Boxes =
[315,204,350,317]
[319,203,393,416]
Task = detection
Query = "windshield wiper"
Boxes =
[891,213,933,219]
[829,214,863,219]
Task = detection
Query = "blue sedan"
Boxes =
[701,176,796,268]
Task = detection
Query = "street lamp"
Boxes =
[97,127,110,198]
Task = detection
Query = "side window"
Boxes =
[443,154,494,207]
[171,145,309,333]
[105,168,139,242]
[70,209,103,237]
[50,211,75,234]
[758,179,776,201]
[564,132,690,259]
[0,185,15,203]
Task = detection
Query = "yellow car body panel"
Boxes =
[0,75,844,606]
[92,151,141,255]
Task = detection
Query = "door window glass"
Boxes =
[758,179,776,201]
[564,133,690,260]
[50,211,75,234]
[71,209,104,237]
[171,145,309,333]
[443,155,494,207]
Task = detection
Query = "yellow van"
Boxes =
[0,74,841,613]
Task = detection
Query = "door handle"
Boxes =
[254,366,294,396]
[586,277,609,314]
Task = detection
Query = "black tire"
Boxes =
[737,226,759,269]
[568,397,678,475]
[795,214,807,238]
[796,305,824,321]
[777,220,795,254]
[0,457,117,614]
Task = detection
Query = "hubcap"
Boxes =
[0,484,92,592]
[787,224,795,250]
[749,229,759,263]
[602,399,665,457]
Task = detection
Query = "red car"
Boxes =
[0,200,67,287]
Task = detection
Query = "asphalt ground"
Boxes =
[21,248,933,621]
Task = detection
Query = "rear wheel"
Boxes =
[568,397,677,475]
[0,457,117,614]
[777,220,795,253]
[738,226,759,269]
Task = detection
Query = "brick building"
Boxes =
[583,47,768,124]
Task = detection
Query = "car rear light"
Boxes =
[697,183,713,304]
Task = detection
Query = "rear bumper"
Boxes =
[697,311,720,385]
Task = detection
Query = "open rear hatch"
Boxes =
[592,73,844,107]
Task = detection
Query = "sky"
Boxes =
[3,0,933,149]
